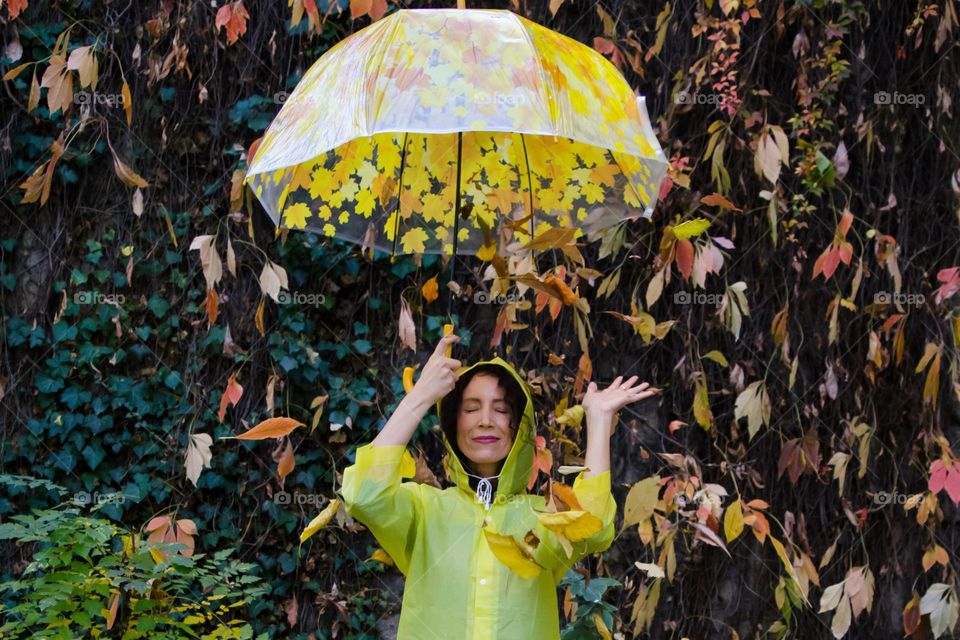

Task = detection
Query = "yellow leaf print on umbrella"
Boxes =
[244,8,667,258]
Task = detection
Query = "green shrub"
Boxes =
[0,475,267,639]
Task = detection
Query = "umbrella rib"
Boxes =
[519,133,535,241]
[391,132,410,258]
[451,132,464,259]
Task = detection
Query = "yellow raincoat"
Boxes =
[341,357,616,639]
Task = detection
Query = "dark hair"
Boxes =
[439,363,527,476]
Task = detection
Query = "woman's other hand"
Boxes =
[582,376,660,436]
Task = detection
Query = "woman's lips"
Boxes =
[473,436,500,443]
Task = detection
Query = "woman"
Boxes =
[341,333,658,639]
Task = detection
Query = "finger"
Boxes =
[434,334,460,354]
[445,358,462,370]
[621,375,639,387]
[611,375,623,387]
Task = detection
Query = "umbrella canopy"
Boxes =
[244,8,668,257]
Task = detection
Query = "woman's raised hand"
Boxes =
[409,334,462,406]
[582,375,660,424]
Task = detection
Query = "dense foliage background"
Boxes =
[2,0,960,638]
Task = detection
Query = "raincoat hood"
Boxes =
[436,357,535,500]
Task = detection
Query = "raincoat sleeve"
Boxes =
[340,442,422,576]
[536,469,617,583]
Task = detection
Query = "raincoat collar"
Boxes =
[435,357,535,507]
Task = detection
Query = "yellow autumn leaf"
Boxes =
[369,548,394,565]
[482,529,542,579]
[592,612,613,640]
[724,498,744,542]
[121,80,132,126]
[299,498,341,544]
[400,448,416,479]
[671,217,711,239]
[538,510,603,541]
[622,476,660,530]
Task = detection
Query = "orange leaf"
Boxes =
[255,297,266,336]
[700,193,741,211]
[6,0,28,20]
[675,238,694,281]
[105,591,120,630]
[121,80,132,126]
[205,288,219,326]
[276,439,295,487]
[542,274,579,305]
[218,375,243,422]
[216,1,250,45]
[112,152,149,188]
[421,275,439,303]
[552,481,582,511]
[225,416,305,440]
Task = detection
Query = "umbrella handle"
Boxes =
[402,323,455,393]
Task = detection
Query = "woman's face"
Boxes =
[456,374,516,477]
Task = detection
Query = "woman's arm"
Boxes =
[372,333,461,447]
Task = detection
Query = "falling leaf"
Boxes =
[276,439,295,488]
[217,375,244,422]
[222,416,305,440]
[189,235,223,291]
[421,275,439,303]
[299,498,341,543]
[184,433,213,487]
[699,194,742,211]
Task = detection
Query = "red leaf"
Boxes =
[838,209,854,237]
[812,250,828,279]
[822,247,842,280]
[675,238,694,281]
[935,266,960,304]
[945,462,960,505]
[592,37,615,55]
[837,241,853,265]
[7,0,28,19]
[929,459,947,493]
[216,1,249,45]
